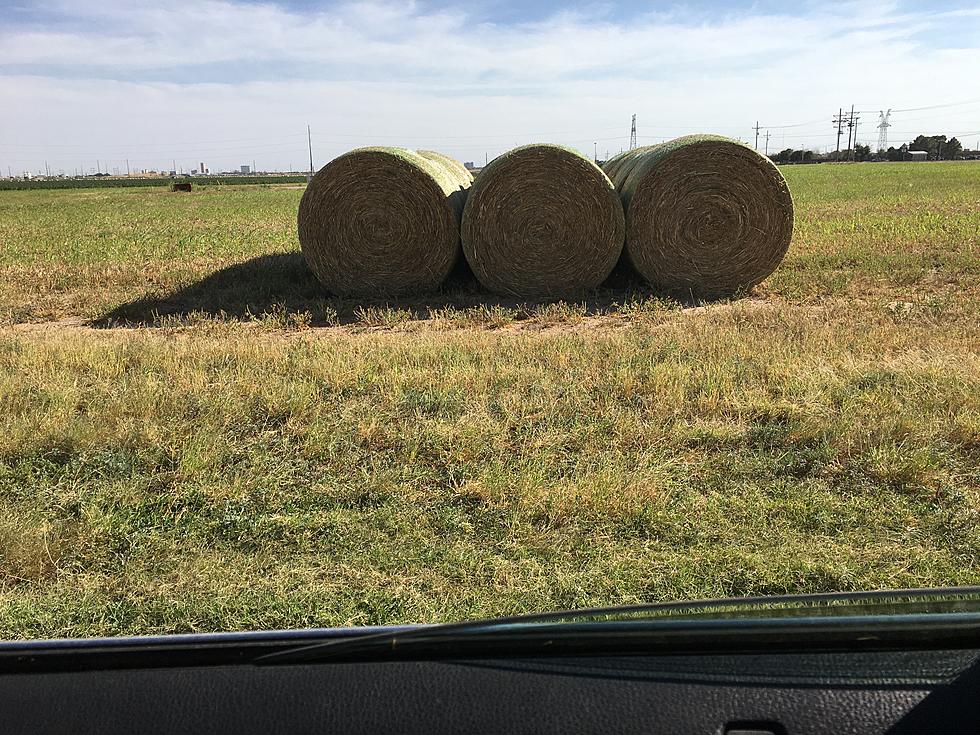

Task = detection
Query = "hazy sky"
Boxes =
[2,0,979,174]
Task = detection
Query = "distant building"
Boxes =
[199,161,208,174]
[908,151,927,161]
[464,161,476,169]
[240,165,251,174]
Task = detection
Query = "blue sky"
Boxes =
[1,1,979,174]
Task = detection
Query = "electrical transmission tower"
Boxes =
[876,109,892,152]
[629,114,637,150]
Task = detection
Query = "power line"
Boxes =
[760,117,828,129]
[858,97,980,114]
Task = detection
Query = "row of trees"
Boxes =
[771,144,870,164]
[770,134,969,164]
[884,135,964,161]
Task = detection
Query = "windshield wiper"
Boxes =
[255,586,980,666]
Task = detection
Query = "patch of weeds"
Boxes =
[428,304,519,329]
[152,309,228,328]
[618,296,679,318]
[531,301,588,324]
[354,306,417,328]
[398,386,465,418]
[252,303,313,330]
[860,440,944,495]
[0,516,70,584]
[314,304,339,327]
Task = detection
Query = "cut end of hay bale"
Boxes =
[460,144,625,298]
[603,134,794,297]
[297,147,470,297]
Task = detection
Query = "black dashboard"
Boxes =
[1,636,977,733]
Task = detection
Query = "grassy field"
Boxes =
[1,163,979,638]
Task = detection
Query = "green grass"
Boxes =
[1,162,979,638]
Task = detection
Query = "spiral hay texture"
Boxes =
[298,147,471,297]
[461,144,625,298]
[603,135,794,297]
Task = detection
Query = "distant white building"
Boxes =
[908,151,927,161]
[241,164,251,174]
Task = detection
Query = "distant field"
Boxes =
[0,175,309,191]
[1,162,978,638]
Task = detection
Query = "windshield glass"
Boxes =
[1,3,978,642]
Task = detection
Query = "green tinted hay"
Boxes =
[461,144,624,298]
[603,135,794,296]
[298,147,470,297]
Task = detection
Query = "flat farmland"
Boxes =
[1,163,979,638]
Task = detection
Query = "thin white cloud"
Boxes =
[0,0,978,172]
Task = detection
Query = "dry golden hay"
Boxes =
[460,144,625,298]
[297,147,471,297]
[603,135,794,297]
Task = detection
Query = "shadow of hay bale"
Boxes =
[93,252,728,329]
[95,253,324,327]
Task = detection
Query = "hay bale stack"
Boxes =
[603,135,794,296]
[298,147,470,296]
[460,144,624,298]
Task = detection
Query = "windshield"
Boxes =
[1,3,979,643]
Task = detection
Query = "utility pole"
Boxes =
[753,121,762,151]
[629,114,637,150]
[845,105,859,160]
[764,131,770,157]
[307,125,314,181]
[97,159,101,175]
[594,141,598,163]
[44,161,49,177]
[832,108,844,161]
[126,158,130,176]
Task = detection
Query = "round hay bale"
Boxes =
[603,135,794,297]
[417,150,474,186]
[298,147,470,297]
[460,144,624,298]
